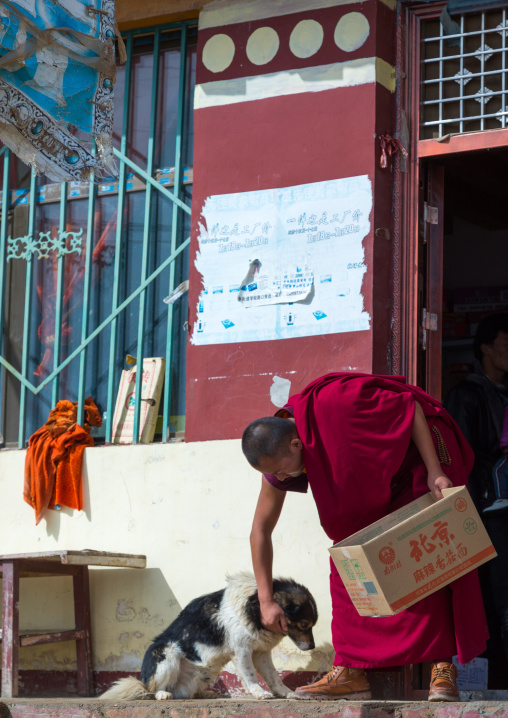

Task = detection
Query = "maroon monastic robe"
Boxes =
[264,373,488,667]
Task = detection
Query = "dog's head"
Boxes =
[273,579,318,651]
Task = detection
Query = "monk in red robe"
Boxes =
[242,373,488,701]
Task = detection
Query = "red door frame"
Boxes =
[400,1,508,393]
[424,163,445,400]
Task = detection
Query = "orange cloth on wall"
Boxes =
[24,397,102,525]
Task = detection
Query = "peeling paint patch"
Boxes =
[138,607,165,627]
[145,455,166,464]
[199,371,297,381]
[30,648,76,671]
[270,375,291,407]
[97,649,143,672]
[116,600,136,622]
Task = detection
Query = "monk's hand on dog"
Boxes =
[260,599,288,633]
[428,471,453,500]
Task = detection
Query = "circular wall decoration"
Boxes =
[202,33,235,73]
[334,12,370,53]
[246,26,280,66]
[290,19,324,59]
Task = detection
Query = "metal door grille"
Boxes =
[421,7,508,138]
[0,21,197,448]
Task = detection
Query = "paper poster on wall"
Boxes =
[192,175,372,345]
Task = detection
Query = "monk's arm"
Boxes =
[412,401,453,499]
[250,478,288,633]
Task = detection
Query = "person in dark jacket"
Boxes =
[445,312,508,678]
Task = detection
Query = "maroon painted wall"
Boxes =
[186,0,396,442]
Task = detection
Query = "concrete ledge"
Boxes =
[2,699,508,718]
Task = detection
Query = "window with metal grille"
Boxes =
[421,6,508,138]
[0,22,197,448]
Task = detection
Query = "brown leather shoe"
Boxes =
[428,662,459,702]
[294,666,372,700]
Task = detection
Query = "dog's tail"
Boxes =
[102,676,151,700]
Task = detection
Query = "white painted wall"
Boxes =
[0,441,334,674]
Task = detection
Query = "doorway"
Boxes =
[403,0,508,696]
[422,148,508,690]
[439,148,508,402]
[418,149,508,401]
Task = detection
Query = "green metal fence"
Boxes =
[0,21,197,448]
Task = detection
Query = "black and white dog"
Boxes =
[102,572,317,700]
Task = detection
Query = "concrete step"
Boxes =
[2,698,508,718]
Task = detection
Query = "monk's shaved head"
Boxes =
[242,417,297,468]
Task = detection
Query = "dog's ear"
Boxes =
[273,592,302,620]
[272,591,290,608]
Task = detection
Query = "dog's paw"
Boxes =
[196,690,219,699]
[250,687,274,700]
[274,688,296,699]
[155,690,173,700]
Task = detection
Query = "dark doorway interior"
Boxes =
[441,147,508,690]
[442,148,508,398]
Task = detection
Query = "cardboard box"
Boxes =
[111,357,165,444]
[329,486,496,616]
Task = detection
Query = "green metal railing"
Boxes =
[0,21,196,448]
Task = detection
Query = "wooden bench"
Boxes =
[0,549,146,698]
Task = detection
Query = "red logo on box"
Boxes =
[455,497,467,512]
[379,546,396,565]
